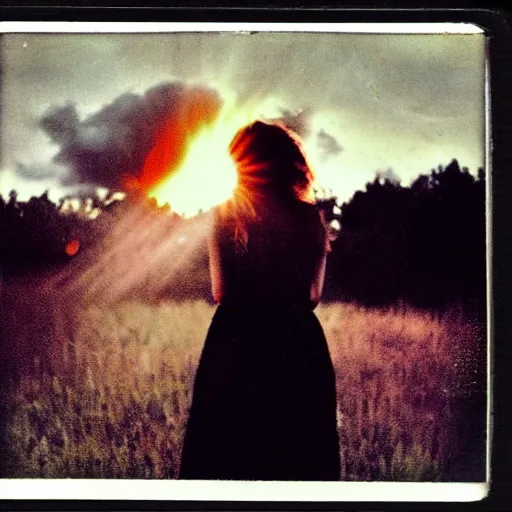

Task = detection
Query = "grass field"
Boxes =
[2,295,486,481]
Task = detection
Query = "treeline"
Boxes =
[0,159,486,312]
[0,191,86,273]
[0,189,177,273]
[323,159,486,312]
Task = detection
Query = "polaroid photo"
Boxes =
[0,17,491,503]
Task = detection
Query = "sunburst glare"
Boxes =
[148,95,263,217]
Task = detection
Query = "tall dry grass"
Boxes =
[3,298,485,481]
[317,302,484,481]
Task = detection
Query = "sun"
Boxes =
[147,95,258,217]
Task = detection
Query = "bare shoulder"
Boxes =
[295,200,330,252]
[294,200,324,227]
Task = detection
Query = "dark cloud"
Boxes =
[275,108,312,139]
[317,129,343,160]
[39,82,223,190]
[15,161,69,182]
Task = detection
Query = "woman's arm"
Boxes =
[310,209,331,309]
[209,231,225,304]
[310,252,328,308]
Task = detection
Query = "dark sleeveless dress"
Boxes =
[179,197,340,481]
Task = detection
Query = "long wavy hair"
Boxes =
[221,120,316,250]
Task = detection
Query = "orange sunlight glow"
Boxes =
[148,96,259,217]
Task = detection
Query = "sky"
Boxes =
[0,27,486,209]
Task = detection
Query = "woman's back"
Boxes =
[216,196,326,307]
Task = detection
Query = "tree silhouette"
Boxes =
[0,159,487,315]
[325,159,486,315]
[0,190,90,276]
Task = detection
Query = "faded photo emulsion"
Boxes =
[0,25,488,497]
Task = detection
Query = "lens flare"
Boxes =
[65,239,80,257]
[148,96,258,217]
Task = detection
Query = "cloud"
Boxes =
[274,108,312,138]
[39,82,223,190]
[15,161,69,182]
[316,129,343,160]
[2,33,484,202]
